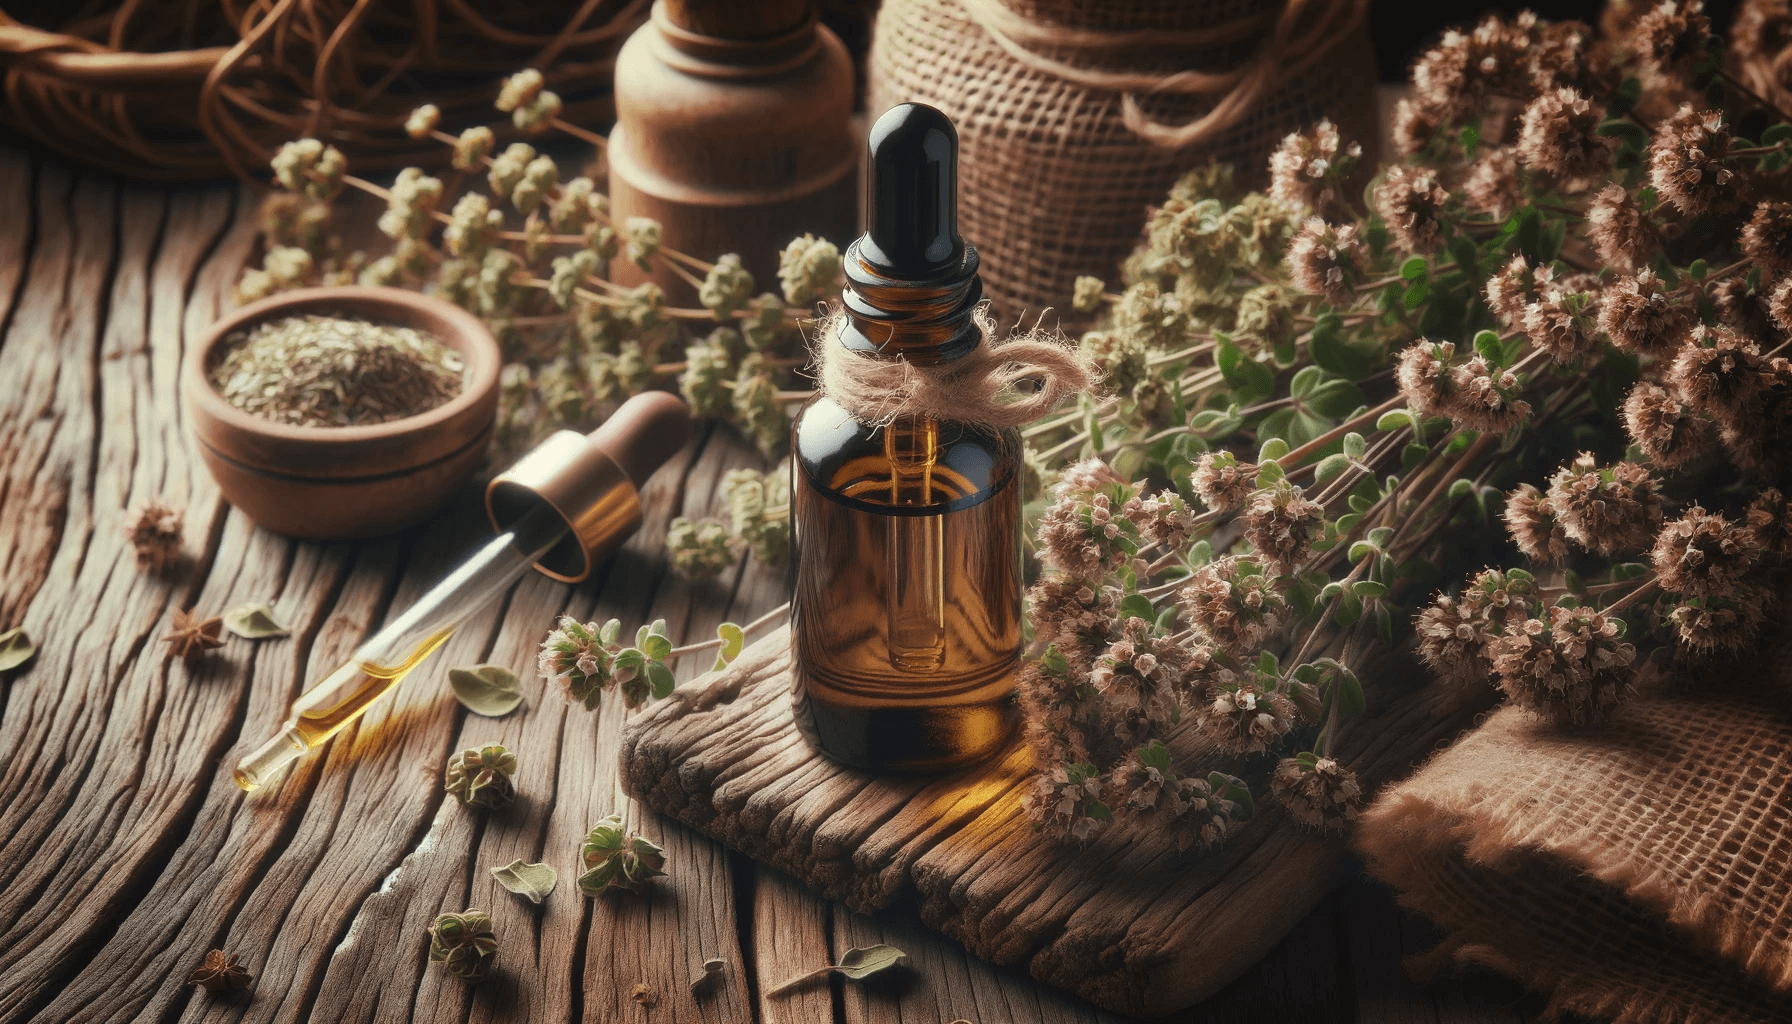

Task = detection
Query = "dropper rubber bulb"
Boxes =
[840,102,983,364]
[859,102,964,274]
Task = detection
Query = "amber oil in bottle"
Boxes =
[789,103,1021,772]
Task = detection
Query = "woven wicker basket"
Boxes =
[867,0,1379,322]
[0,0,645,180]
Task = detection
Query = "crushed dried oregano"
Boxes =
[210,314,464,428]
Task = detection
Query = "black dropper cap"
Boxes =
[840,103,983,366]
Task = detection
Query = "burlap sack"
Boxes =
[1356,635,1792,1024]
[866,0,1379,322]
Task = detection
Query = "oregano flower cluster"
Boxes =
[1019,1,1792,849]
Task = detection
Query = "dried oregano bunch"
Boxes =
[577,813,666,895]
[444,744,517,810]
[241,70,814,571]
[663,462,793,581]
[1018,0,1792,847]
[427,910,498,982]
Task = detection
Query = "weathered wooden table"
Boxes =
[0,148,1555,1024]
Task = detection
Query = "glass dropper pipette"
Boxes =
[233,391,691,792]
[232,504,566,790]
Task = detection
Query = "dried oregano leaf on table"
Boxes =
[444,744,517,810]
[0,627,35,672]
[427,910,498,982]
[689,957,727,997]
[125,499,184,574]
[834,944,907,980]
[767,944,908,996]
[185,949,251,994]
[223,603,290,640]
[577,813,666,894]
[490,859,557,904]
[448,664,523,716]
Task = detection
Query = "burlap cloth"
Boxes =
[866,0,1380,323]
[1357,631,1792,1024]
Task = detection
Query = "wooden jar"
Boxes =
[607,0,859,306]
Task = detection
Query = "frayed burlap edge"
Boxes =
[1357,676,1792,1024]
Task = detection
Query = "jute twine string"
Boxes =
[956,0,1370,149]
[815,305,1096,428]
[0,0,644,179]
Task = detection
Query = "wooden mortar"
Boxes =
[184,286,501,540]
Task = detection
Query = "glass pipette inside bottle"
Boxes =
[232,503,567,791]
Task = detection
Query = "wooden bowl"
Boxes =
[185,286,501,540]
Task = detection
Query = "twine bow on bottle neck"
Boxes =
[815,306,1096,429]
[955,0,1371,149]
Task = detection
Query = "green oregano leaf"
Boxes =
[836,945,907,980]
[712,622,745,671]
[647,661,676,700]
[449,664,524,717]
[641,632,673,662]
[768,945,908,997]
[1120,593,1156,623]
[1473,329,1503,367]
[491,859,558,904]
[223,602,290,639]
[1314,453,1350,484]
[1376,409,1413,431]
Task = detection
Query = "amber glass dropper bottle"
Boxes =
[789,102,1022,773]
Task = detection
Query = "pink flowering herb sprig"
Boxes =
[1022,5,1792,850]
[537,606,778,713]
[538,616,675,711]
[1020,450,1393,848]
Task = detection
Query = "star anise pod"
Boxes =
[163,609,224,663]
[185,949,251,993]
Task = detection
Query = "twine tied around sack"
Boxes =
[814,305,1096,428]
[955,0,1371,149]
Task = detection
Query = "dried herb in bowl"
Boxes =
[210,314,464,427]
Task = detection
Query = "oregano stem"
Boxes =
[665,603,791,660]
